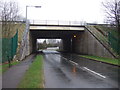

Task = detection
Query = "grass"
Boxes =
[0,61,20,74]
[80,55,120,66]
[18,55,44,88]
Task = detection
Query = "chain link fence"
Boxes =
[2,30,18,63]
[108,31,120,55]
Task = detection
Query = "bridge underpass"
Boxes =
[17,20,117,61]
[29,25,85,53]
[28,23,115,59]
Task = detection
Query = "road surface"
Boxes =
[43,50,120,88]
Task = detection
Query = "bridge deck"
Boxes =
[30,25,85,31]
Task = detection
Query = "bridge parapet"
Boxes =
[29,20,87,26]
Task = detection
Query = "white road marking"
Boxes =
[62,57,68,61]
[69,60,78,65]
[61,56,78,65]
[83,67,106,78]
[61,56,106,79]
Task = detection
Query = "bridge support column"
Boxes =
[32,38,37,53]
[63,38,72,53]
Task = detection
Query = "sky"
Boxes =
[2,0,106,24]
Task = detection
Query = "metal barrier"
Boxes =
[19,20,30,60]
[29,20,87,25]
[2,30,18,63]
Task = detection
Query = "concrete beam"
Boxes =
[30,26,85,31]
[62,38,72,52]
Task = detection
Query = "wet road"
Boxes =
[43,50,120,88]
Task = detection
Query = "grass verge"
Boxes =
[80,55,119,66]
[18,55,44,88]
[0,61,20,74]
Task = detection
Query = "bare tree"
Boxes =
[102,0,120,33]
[102,0,120,55]
[0,1,20,37]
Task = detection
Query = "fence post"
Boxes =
[7,56,11,68]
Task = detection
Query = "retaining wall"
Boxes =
[72,28,115,58]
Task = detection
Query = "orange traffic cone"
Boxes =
[72,66,76,73]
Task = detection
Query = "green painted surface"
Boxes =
[1,30,18,63]
[108,31,120,55]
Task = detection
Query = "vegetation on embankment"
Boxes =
[18,55,44,88]
[80,55,119,66]
[93,25,120,56]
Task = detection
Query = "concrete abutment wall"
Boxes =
[72,28,115,58]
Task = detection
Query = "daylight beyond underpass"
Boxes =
[43,50,119,88]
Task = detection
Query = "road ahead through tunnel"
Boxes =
[42,50,120,88]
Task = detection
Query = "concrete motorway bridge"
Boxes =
[19,20,115,60]
[30,24,85,53]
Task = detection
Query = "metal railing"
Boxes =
[29,20,87,26]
